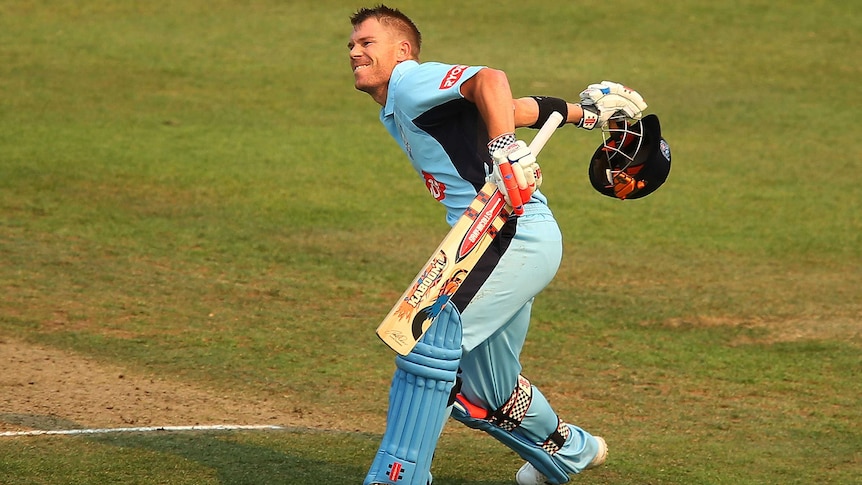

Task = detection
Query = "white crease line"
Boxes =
[0,424,284,437]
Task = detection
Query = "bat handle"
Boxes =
[529,111,563,156]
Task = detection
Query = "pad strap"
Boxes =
[488,374,532,431]
[450,376,570,484]
[541,417,572,455]
[482,375,570,454]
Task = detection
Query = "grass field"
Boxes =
[1,0,860,483]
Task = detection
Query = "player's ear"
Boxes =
[396,40,412,61]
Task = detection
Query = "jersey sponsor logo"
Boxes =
[439,65,469,89]
[422,171,446,201]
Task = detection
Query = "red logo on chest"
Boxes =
[439,65,468,89]
[422,171,446,201]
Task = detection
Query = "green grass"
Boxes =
[1,0,861,483]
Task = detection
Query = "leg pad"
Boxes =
[364,310,462,485]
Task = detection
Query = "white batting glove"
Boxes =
[577,81,648,130]
[487,135,542,216]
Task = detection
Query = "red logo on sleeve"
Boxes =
[423,171,446,201]
[439,65,468,89]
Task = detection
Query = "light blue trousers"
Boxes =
[453,202,602,477]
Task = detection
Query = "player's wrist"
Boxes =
[488,133,517,157]
[528,96,568,130]
[576,103,600,130]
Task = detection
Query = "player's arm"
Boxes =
[513,97,584,128]
[459,67,516,140]
[460,68,540,215]
[513,81,648,131]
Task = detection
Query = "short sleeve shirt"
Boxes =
[380,61,494,225]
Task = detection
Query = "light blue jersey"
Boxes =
[381,60,546,226]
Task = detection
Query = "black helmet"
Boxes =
[588,114,671,199]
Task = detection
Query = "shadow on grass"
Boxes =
[0,413,83,431]
[89,429,364,484]
[1,415,533,484]
[89,428,518,485]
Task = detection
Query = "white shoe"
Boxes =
[515,462,551,485]
[514,436,607,484]
[585,436,608,469]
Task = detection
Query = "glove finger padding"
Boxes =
[490,140,539,216]
[580,81,647,111]
[598,81,647,116]
[578,80,648,129]
[531,163,543,189]
[597,93,646,120]
[510,162,533,205]
[494,157,524,214]
[507,141,538,203]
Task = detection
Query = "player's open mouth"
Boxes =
[353,64,370,72]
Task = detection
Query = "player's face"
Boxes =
[349,18,406,104]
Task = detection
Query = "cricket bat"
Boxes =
[376,111,564,355]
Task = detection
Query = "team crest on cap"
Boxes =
[660,139,671,161]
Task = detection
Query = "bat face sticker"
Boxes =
[395,250,448,321]
[411,269,469,340]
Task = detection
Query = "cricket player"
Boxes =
[348,5,649,484]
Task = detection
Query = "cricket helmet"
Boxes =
[588,114,671,199]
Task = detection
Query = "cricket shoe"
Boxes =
[514,436,607,485]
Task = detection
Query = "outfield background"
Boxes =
[1,1,860,483]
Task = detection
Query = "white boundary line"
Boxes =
[0,424,284,437]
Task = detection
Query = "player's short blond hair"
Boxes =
[351,5,422,58]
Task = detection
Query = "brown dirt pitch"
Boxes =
[0,338,333,434]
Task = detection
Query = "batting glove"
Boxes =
[577,81,647,130]
[488,134,542,216]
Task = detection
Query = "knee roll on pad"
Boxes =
[364,311,462,485]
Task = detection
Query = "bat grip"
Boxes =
[528,111,563,155]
